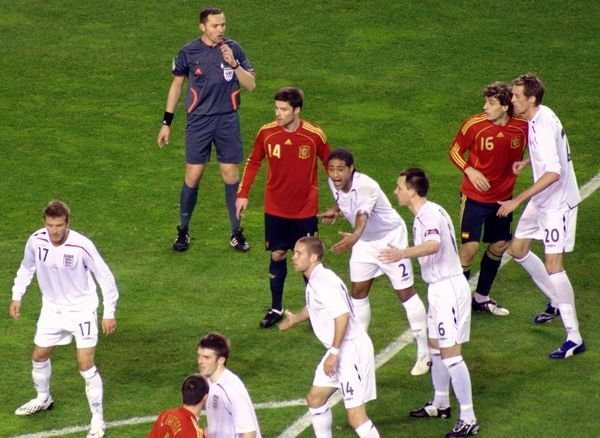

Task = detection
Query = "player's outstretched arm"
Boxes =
[379,241,440,263]
[498,170,559,217]
[318,204,340,225]
[331,211,366,253]
[279,308,309,331]
[512,158,530,175]
[331,231,360,253]
[377,244,406,264]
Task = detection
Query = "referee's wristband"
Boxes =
[162,111,174,126]
[328,347,340,355]
[232,60,240,69]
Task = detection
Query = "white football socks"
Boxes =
[430,349,450,409]
[443,355,475,422]
[81,366,104,421]
[514,251,558,307]
[402,294,428,356]
[309,404,333,438]
[351,296,371,332]
[551,271,582,343]
[32,359,51,400]
[355,419,380,437]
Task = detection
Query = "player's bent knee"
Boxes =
[346,405,369,429]
[306,394,326,409]
[489,241,509,256]
[459,242,479,263]
[507,245,525,260]
[306,387,332,408]
[396,286,415,302]
[271,250,287,262]
[32,347,52,362]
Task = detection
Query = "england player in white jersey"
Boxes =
[498,73,584,359]
[9,200,119,438]
[197,332,261,438]
[379,169,478,438]
[320,148,429,376]
[280,236,379,438]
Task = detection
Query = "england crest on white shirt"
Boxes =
[63,254,75,268]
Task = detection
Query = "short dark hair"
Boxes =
[297,236,324,261]
[512,73,544,106]
[199,7,223,24]
[274,87,304,109]
[399,168,429,197]
[483,81,514,117]
[328,147,354,167]
[198,332,230,362]
[44,200,70,223]
[181,374,209,406]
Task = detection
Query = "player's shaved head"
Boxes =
[297,236,324,261]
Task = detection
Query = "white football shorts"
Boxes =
[312,334,376,408]
[427,275,471,348]
[349,226,414,290]
[515,202,577,254]
[35,303,99,349]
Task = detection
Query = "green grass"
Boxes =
[1,0,599,437]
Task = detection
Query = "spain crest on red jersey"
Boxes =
[511,136,521,149]
[298,145,310,159]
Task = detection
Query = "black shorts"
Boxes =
[185,112,243,164]
[459,194,512,244]
[265,213,319,251]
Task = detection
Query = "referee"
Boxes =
[157,7,256,252]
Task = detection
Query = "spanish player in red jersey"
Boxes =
[147,374,208,438]
[448,82,527,316]
[236,87,331,328]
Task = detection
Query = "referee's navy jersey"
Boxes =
[172,38,254,116]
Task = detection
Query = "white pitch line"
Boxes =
[10,170,600,438]
[579,171,600,200]
[9,399,308,438]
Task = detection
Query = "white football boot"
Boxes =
[15,395,54,416]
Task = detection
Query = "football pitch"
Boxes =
[1,1,599,437]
